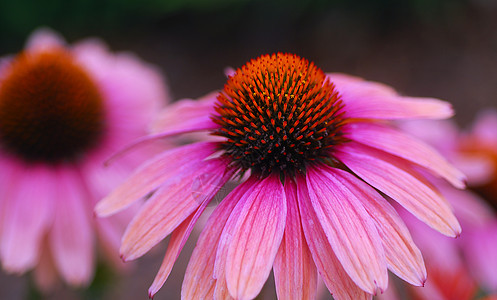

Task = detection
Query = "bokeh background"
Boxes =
[0,0,496,299]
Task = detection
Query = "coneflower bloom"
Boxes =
[0,29,168,288]
[97,53,465,299]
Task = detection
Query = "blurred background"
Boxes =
[0,0,496,299]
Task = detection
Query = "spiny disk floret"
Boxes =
[212,53,345,176]
[0,49,104,163]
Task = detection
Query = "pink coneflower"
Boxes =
[97,53,464,299]
[0,29,168,288]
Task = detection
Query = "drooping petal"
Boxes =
[150,92,219,134]
[120,158,232,260]
[148,198,209,298]
[218,175,286,300]
[345,122,465,188]
[181,180,247,300]
[335,142,461,237]
[50,169,94,286]
[273,177,318,300]
[327,73,453,120]
[1,167,54,272]
[95,142,217,216]
[305,165,388,294]
[297,176,372,300]
[213,179,259,300]
[332,168,426,286]
[33,241,59,292]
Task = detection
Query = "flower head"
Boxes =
[0,29,169,288]
[97,53,464,299]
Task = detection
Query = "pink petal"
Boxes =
[120,158,232,260]
[461,223,497,291]
[273,177,318,300]
[148,198,209,298]
[438,184,493,227]
[326,73,397,97]
[327,73,453,120]
[0,167,54,273]
[50,169,94,286]
[345,122,465,188]
[73,38,168,116]
[306,165,388,294]
[344,95,453,120]
[471,109,497,146]
[25,28,66,52]
[451,154,494,186]
[400,208,462,271]
[297,176,372,300]
[181,180,245,300]
[150,92,219,134]
[332,168,426,286]
[95,142,217,216]
[213,179,259,300]
[335,142,461,237]
[220,175,286,300]
[33,241,59,292]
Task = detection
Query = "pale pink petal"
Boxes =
[375,279,401,300]
[326,73,397,97]
[401,208,462,271]
[344,95,453,120]
[471,109,497,146]
[327,73,452,120]
[345,122,465,188]
[213,180,259,300]
[25,27,66,52]
[219,175,286,300]
[150,92,219,134]
[73,38,168,115]
[410,281,445,300]
[335,142,461,237]
[438,183,493,227]
[50,169,94,286]
[214,274,234,300]
[273,177,317,300]
[1,167,54,272]
[332,168,426,286]
[463,223,497,292]
[95,142,217,216]
[33,241,59,292]
[451,154,494,186]
[181,179,245,300]
[297,176,372,300]
[148,200,209,298]
[306,166,388,294]
[224,66,236,77]
[396,119,459,154]
[120,158,233,260]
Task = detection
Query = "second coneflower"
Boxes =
[96,53,465,299]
